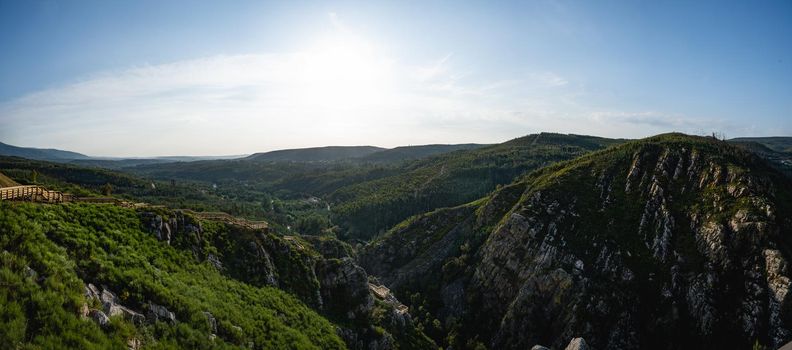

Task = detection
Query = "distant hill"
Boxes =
[357,144,487,163]
[0,141,90,161]
[326,132,625,239]
[130,132,625,240]
[246,146,385,162]
[730,136,792,153]
[68,155,247,169]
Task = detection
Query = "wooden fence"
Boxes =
[0,185,72,203]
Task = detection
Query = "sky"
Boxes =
[0,0,790,157]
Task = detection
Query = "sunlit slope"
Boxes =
[361,133,792,349]
[0,202,346,349]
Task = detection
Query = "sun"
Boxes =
[296,34,394,109]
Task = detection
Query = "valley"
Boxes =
[1,133,791,349]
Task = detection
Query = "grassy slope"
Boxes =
[0,202,346,349]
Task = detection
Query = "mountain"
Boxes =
[127,133,624,241]
[67,155,247,170]
[356,144,488,163]
[731,137,792,154]
[360,133,792,349]
[0,141,91,161]
[325,133,624,240]
[0,201,435,349]
[246,146,386,162]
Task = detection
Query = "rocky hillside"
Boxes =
[328,133,623,240]
[360,134,792,349]
[0,202,433,349]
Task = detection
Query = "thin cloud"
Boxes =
[0,44,726,156]
[530,71,568,87]
[0,50,547,156]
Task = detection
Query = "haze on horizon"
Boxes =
[0,0,790,157]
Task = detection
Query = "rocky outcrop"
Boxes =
[138,209,432,350]
[564,337,589,350]
[317,257,374,323]
[360,135,792,349]
[203,311,218,335]
[140,210,203,246]
[90,309,111,328]
[148,303,176,323]
[84,283,145,325]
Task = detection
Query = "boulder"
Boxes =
[207,253,223,271]
[89,309,111,328]
[203,311,218,334]
[565,337,589,350]
[147,303,176,323]
[84,283,101,301]
[127,337,142,350]
[101,288,118,306]
[107,304,145,324]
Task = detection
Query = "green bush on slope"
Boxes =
[0,202,346,349]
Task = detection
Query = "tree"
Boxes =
[296,214,330,235]
[101,183,113,196]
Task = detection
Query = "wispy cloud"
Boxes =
[530,71,568,87]
[1,49,548,156]
[0,38,719,156]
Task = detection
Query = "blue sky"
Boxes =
[0,0,790,156]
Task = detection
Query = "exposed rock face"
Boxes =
[317,257,374,322]
[84,283,145,324]
[360,135,792,349]
[90,309,110,327]
[564,337,589,350]
[140,211,202,246]
[139,210,432,350]
[148,303,176,323]
[203,311,218,335]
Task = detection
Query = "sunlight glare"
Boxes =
[297,34,394,109]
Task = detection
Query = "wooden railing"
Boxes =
[0,185,72,203]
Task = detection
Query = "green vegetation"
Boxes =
[3,132,792,349]
[356,144,487,163]
[361,133,792,349]
[0,202,346,349]
[246,146,385,162]
[129,133,623,241]
[328,133,621,240]
[730,136,792,153]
